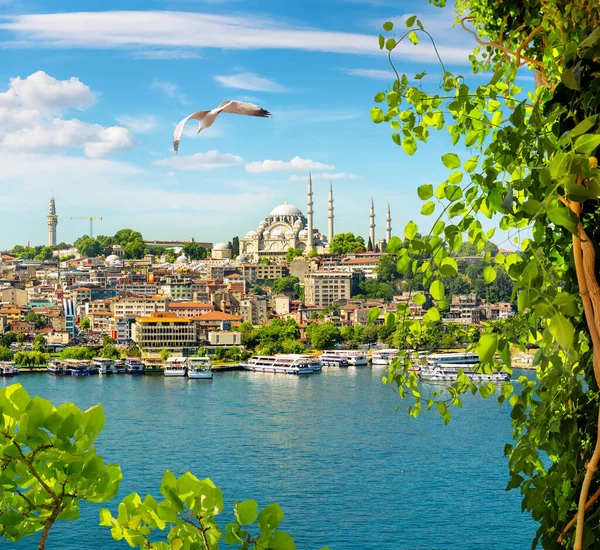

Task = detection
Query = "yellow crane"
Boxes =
[60,216,103,238]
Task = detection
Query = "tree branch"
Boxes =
[558,486,600,543]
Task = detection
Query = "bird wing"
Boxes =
[217,100,272,118]
[173,110,210,153]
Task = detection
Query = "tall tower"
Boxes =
[328,181,334,243]
[47,197,58,247]
[386,202,392,243]
[306,174,314,252]
[369,197,376,250]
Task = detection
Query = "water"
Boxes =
[4,368,537,549]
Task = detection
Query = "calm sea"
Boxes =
[3,367,537,549]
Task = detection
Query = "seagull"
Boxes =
[173,100,272,152]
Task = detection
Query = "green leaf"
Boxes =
[439,257,458,276]
[573,134,600,155]
[258,503,284,533]
[429,280,445,301]
[383,21,394,31]
[413,293,426,305]
[476,333,498,363]
[408,32,418,45]
[561,65,581,90]
[404,220,418,240]
[421,201,435,215]
[379,34,385,50]
[549,152,572,179]
[447,171,463,185]
[374,92,385,103]
[417,184,433,200]
[427,307,440,322]
[268,531,296,550]
[385,38,396,51]
[406,15,416,27]
[571,115,599,137]
[483,266,497,283]
[441,153,461,170]
[402,136,417,155]
[385,236,402,254]
[368,307,381,323]
[385,312,397,328]
[370,107,384,124]
[396,253,410,274]
[548,313,574,350]
[235,499,258,525]
[547,205,580,234]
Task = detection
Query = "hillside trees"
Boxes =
[329,233,366,254]
[373,1,600,547]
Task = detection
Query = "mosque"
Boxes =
[239,175,392,262]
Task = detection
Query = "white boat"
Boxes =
[47,361,68,375]
[125,358,145,374]
[164,357,187,377]
[0,362,17,376]
[322,349,368,366]
[114,360,127,373]
[371,348,399,365]
[187,357,213,379]
[93,358,118,374]
[418,352,510,382]
[241,354,319,375]
[64,359,92,376]
[320,353,349,367]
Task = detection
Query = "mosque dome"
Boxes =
[213,242,229,251]
[105,254,119,263]
[175,254,188,264]
[236,254,249,262]
[293,219,303,229]
[245,230,258,238]
[270,227,285,238]
[285,229,295,238]
[298,229,309,238]
[270,203,302,217]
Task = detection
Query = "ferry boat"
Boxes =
[418,352,510,382]
[47,361,68,375]
[64,359,92,376]
[125,358,145,374]
[143,357,164,374]
[241,354,318,375]
[187,356,213,379]
[371,349,400,365]
[164,357,187,377]
[0,362,17,376]
[114,360,128,373]
[320,354,350,367]
[322,349,368,366]
[93,358,118,374]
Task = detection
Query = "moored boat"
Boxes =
[114,360,127,373]
[418,352,510,382]
[187,356,213,379]
[0,362,17,376]
[371,348,400,365]
[93,358,118,374]
[322,349,368,366]
[64,359,92,376]
[125,358,145,374]
[241,354,318,375]
[164,357,187,377]
[47,361,68,375]
[320,354,350,367]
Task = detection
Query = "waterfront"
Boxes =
[4,368,537,549]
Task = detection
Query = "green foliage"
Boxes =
[80,317,91,331]
[0,346,13,361]
[244,319,302,354]
[0,384,121,549]
[125,344,142,359]
[159,349,171,361]
[76,236,103,258]
[35,246,54,261]
[101,344,121,359]
[182,241,208,260]
[258,258,270,265]
[60,346,98,360]
[32,334,47,353]
[271,276,300,295]
[1,332,17,347]
[373,3,600,547]
[329,233,366,254]
[13,351,48,367]
[285,248,303,262]
[305,322,341,350]
[101,470,297,549]
[306,250,319,259]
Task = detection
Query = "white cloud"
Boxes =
[116,114,159,133]
[0,11,473,64]
[154,150,244,171]
[289,172,358,181]
[151,80,188,104]
[214,72,286,92]
[344,68,396,79]
[0,70,96,114]
[245,156,335,173]
[132,49,201,60]
[0,71,136,157]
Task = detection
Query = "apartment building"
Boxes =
[304,272,352,307]
[111,296,168,318]
[131,312,197,354]
[239,296,268,325]
[167,301,215,318]
[242,264,288,285]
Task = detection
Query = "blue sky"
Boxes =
[0,0,518,249]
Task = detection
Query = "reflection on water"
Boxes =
[7,368,537,550]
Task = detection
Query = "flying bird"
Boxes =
[173,100,271,152]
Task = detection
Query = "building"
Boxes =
[131,312,197,355]
[446,294,482,325]
[159,280,193,301]
[212,242,232,260]
[242,263,289,285]
[111,296,168,318]
[304,272,353,307]
[239,176,329,261]
[0,287,28,306]
[239,296,268,325]
[47,197,58,246]
[167,302,215,317]
[208,331,242,346]
[193,311,243,340]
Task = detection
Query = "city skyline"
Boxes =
[0,0,532,250]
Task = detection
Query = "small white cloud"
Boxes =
[289,172,358,181]
[245,156,335,173]
[214,72,287,92]
[116,114,159,133]
[151,80,188,104]
[344,68,396,79]
[132,49,201,60]
[154,150,244,171]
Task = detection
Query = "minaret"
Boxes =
[306,174,314,252]
[328,181,334,243]
[47,197,58,247]
[386,202,392,243]
[369,197,375,250]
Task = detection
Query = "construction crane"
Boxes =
[60,216,103,238]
